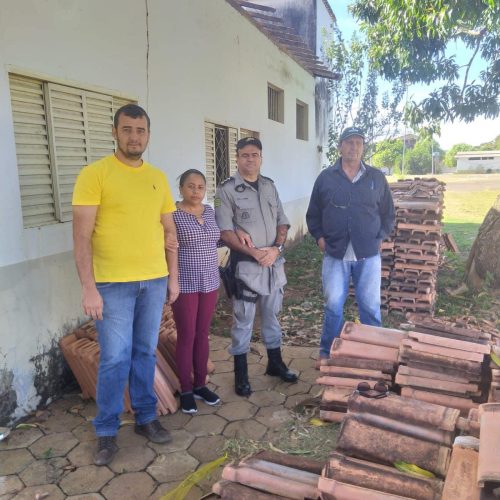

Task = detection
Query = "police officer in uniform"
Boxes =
[215,137,297,396]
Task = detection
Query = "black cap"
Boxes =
[339,126,365,143]
[236,137,262,152]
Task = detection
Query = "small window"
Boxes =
[296,100,308,140]
[268,84,284,123]
[204,122,238,201]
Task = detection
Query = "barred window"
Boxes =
[268,83,284,123]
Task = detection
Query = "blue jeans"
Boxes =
[93,277,167,436]
[320,254,381,357]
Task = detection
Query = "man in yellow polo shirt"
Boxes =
[72,104,178,466]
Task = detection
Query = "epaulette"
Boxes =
[220,176,234,186]
[260,175,274,183]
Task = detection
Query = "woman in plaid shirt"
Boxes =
[171,169,221,414]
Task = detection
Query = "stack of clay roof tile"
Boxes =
[317,322,404,422]
[319,392,457,498]
[385,178,445,314]
[442,402,500,499]
[213,450,323,499]
[59,305,212,415]
[397,314,492,416]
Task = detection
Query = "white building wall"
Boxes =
[456,155,500,173]
[0,0,321,423]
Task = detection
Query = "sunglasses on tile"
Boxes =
[356,380,389,399]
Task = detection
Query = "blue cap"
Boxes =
[339,127,365,143]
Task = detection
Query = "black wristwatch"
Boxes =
[274,243,285,253]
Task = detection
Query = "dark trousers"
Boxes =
[171,290,218,392]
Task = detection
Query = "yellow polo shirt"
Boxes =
[72,155,176,282]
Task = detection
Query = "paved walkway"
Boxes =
[0,336,319,499]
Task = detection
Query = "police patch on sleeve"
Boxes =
[214,197,221,208]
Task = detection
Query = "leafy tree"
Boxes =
[404,138,443,175]
[444,143,475,168]
[478,134,500,150]
[371,138,404,173]
[350,0,500,130]
[323,27,404,161]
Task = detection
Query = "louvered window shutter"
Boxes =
[228,127,238,177]
[9,75,57,227]
[205,122,217,201]
[86,92,115,163]
[46,83,90,221]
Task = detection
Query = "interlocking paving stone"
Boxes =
[146,451,198,482]
[58,464,114,496]
[0,448,34,475]
[29,432,78,459]
[299,368,322,384]
[209,349,231,361]
[0,475,24,496]
[223,419,268,440]
[42,412,86,434]
[67,441,95,467]
[211,360,233,373]
[209,385,244,403]
[0,428,43,450]
[101,471,155,499]
[250,375,280,391]
[248,389,286,407]
[194,402,220,415]
[284,393,315,410]
[209,337,231,350]
[147,429,194,453]
[247,363,266,376]
[19,457,69,486]
[67,494,105,500]
[49,394,85,412]
[72,422,97,443]
[216,400,257,421]
[289,357,317,371]
[152,482,204,500]
[255,405,293,429]
[12,483,65,499]
[108,444,156,474]
[116,424,148,448]
[79,401,98,419]
[184,414,227,436]
[208,371,234,387]
[188,435,226,462]
[274,380,312,396]
[159,411,192,431]
[282,346,316,359]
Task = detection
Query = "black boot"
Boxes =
[234,353,252,397]
[265,348,298,383]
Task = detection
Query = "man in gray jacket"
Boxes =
[215,137,297,396]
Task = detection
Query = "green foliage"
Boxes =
[403,138,443,175]
[323,28,404,162]
[350,0,500,129]
[371,138,404,173]
[444,143,474,168]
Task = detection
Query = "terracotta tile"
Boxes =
[400,387,479,417]
[442,446,480,500]
[325,452,443,499]
[478,403,500,486]
[331,339,399,363]
[339,322,406,349]
[401,339,484,363]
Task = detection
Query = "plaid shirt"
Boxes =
[173,205,220,293]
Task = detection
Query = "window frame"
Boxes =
[267,83,284,123]
[296,99,309,141]
[8,71,135,228]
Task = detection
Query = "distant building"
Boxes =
[455,151,500,173]
[398,134,418,149]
